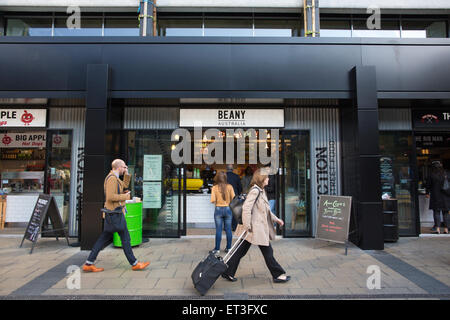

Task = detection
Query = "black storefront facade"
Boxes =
[0,37,449,251]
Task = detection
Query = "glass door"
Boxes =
[45,130,73,230]
[127,130,182,238]
[281,131,311,237]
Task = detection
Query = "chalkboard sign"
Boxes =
[316,195,352,245]
[20,194,69,254]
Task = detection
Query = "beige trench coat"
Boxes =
[235,185,278,246]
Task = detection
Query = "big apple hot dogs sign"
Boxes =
[0,109,47,127]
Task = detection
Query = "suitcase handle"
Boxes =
[223,229,248,264]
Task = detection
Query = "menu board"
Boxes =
[21,194,68,253]
[380,157,394,197]
[143,155,162,181]
[143,181,162,209]
[316,195,352,244]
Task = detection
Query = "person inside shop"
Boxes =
[226,164,243,231]
[425,160,449,234]
[82,159,150,272]
[210,171,235,254]
[241,166,253,194]
[264,164,277,216]
[221,168,290,283]
[201,165,216,191]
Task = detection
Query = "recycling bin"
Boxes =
[113,202,143,247]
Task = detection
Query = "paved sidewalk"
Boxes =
[0,234,449,299]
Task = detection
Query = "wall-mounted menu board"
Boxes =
[316,195,352,244]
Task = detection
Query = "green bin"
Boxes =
[113,202,143,247]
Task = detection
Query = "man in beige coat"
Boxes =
[83,159,149,272]
[222,169,290,283]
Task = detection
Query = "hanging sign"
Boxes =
[0,109,47,127]
[0,132,46,148]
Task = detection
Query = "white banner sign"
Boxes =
[0,109,47,127]
[179,108,284,128]
[0,132,46,148]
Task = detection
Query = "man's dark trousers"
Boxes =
[87,212,137,266]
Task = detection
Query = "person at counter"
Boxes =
[210,171,235,254]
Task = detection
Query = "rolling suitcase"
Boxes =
[192,230,248,296]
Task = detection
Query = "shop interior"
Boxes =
[416,132,450,234]
[0,131,72,231]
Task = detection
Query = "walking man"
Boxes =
[83,159,150,272]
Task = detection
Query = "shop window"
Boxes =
[104,18,139,36]
[352,20,401,38]
[320,20,352,37]
[54,18,102,36]
[6,18,52,36]
[158,19,203,36]
[402,20,448,38]
[379,131,417,236]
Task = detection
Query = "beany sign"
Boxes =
[0,109,47,127]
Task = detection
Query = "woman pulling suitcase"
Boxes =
[221,168,291,283]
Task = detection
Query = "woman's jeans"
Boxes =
[433,210,449,228]
[214,206,233,250]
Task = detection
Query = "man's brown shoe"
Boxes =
[132,261,150,271]
[82,264,104,272]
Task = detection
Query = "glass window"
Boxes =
[54,18,102,36]
[379,131,417,236]
[104,18,139,36]
[6,18,52,36]
[320,20,352,37]
[204,19,252,37]
[254,19,301,37]
[158,19,202,36]
[402,20,447,38]
[353,20,400,38]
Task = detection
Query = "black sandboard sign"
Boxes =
[315,195,352,253]
[20,193,69,254]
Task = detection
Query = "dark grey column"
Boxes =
[0,14,5,36]
[81,64,109,250]
[341,66,383,250]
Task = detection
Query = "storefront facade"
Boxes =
[0,102,85,237]
[0,37,449,251]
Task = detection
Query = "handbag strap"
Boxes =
[249,186,261,215]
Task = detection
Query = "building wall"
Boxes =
[1,0,449,11]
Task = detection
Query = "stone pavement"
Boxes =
[0,234,449,299]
